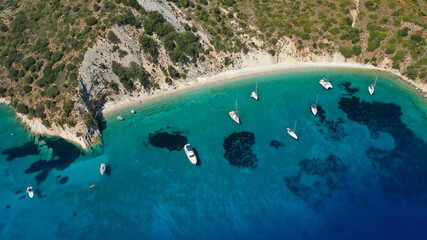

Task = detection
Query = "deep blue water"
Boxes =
[1,68,427,239]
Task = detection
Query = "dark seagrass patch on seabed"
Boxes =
[59,176,69,184]
[316,105,347,141]
[340,81,359,95]
[148,131,188,151]
[24,138,82,185]
[223,132,257,168]
[284,154,348,208]
[1,142,39,162]
[270,140,284,149]
[339,96,427,195]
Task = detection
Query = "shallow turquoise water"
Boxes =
[1,68,427,239]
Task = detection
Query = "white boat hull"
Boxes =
[311,105,317,116]
[184,144,197,165]
[287,128,298,140]
[26,187,33,198]
[369,85,375,95]
[251,91,259,101]
[100,163,106,175]
[319,79,333,89]
[229,111,240,124]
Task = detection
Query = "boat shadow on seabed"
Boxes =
[192,148,202,167]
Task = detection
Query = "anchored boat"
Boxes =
[319,75,333,90]
[311,94,319,116]
[287,120,298,140]
[100,163,106,175]
[184,144,197,165]
[26,186,33,198]
[369,77,377,95]
[250,82,259,101]
[229,99,241,124]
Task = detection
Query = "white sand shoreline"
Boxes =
[102,62,427,117]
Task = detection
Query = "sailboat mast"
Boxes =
[294,120,297,132]
[374,77,377,87]
[315,94,319,105]
[236,99,238,115]
[256,82,258,94]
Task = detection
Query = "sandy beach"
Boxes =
[102,62,427,117]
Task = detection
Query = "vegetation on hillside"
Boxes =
[0,0,425,136]
[172,0,425,80]
[0,0,151,128]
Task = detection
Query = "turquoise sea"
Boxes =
[1,68,427,239]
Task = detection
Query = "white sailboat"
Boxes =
[117,116,124,121]
[250,82,259,101]
[319,75,333,89]
[26,186,34,198]
[100,163,106,175]
[287,120,298,140]
[311,95,318,116]
[184,144,198,165]
[369,77,377,95]
[229,99,241,124]
[130,109,136,114]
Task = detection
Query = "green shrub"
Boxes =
[93,4,101,12]
[392,50,406,62]
[352,45,362,56]
[108,31,120,44]
[139,35,159,63]
[109,80,118,90]
[384,43,395,54]
[168,65,180,78]
[22,56,36,70]
[118,50,128,58]
[84,112,97,127]
[339,47,353,58]
[46,86,60,98]
[23,85,32,93]
[364,0,380,11]
[85,17,98,26]
[397,27,410,37]
[63,101,74,117]
[165,77,173,85]
[16,103,29,114]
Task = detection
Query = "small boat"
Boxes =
[130,110,136,114]
[117,116,124,121]
[319,75,333,90]
[26,186,33,198]
[250,82,259,101]
[100,163,106,175]
[229,99,240,124]
[311,95,319,116]
[369,77,377,95]
[287,120,298,140]
[183,144,197,165]
[90,184,95,188]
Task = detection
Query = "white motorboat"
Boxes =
[369,77,377,95]
[287,120,298,140]
[183,144,197,165]
[100,163,106,175]
[319,76,333,89]
[311,95,318,116]
[250,82,259,101]
[130,109,136,114]
[229,99,240,124]
[117,116,124,121]
[26,186,34,198]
